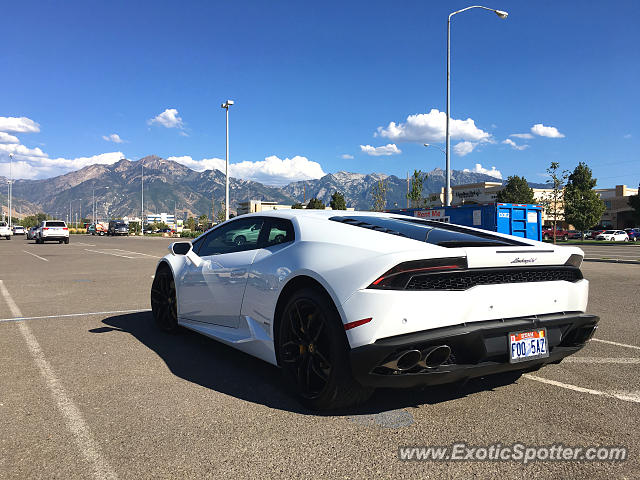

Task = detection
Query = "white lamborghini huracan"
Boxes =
[151,210,598,410]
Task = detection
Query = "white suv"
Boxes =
[36,220,70,244]
[0,221,12,240]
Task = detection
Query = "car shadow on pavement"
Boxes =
[92,312,524,417]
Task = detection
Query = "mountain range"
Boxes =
[0,155,546,221]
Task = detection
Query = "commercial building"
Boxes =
[237,200,355,215]
[596,185,639,228]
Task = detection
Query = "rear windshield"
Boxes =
[45,221,67,227]
[329,215,527,247]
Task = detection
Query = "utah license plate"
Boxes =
[509,329,549,363]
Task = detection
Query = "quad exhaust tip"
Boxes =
[419,345,451,368]
[381,349,422,371]
[381,345,452,372]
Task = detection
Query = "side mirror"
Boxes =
[170,242,192,255]
[169,241,203,267]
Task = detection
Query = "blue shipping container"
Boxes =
[385,203,543,241]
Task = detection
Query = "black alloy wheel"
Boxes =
[151,267,179,332]
[278,288,372,410]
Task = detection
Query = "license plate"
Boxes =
[509,329,549,363]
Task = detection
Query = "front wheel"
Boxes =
[563,234,568,241]
[151,267,179,332]
[278,288,372,410]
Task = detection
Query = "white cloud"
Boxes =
[102,133,124,143]
[0,116,40,133]
[0,132,19,144]
[463,163,503,179]
[360,144,401,156]
[509,133,533,139]
[169,154,325,186]
[376,108,491,144]
[340,154,354,160]
[531,123,565,138]
[148,108,184,129]
[623,133,632,139]
[502,138,530,151]
[453,141,476,156]
[0,143,47,158]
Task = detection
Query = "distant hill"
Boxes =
[3,156,538,219]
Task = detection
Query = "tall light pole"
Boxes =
[221,99,234,221]
[8,153,13,228]
[141,164,144,235]
[446,6,508,206]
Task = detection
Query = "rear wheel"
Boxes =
[234,235,246,246]
[278,288,372,410]
[563,234,568,241]
[64,238,69,244]
[151,266,179,332]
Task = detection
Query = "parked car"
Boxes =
[36,220,69,244]
[567,230,583,240]
[589,229,606,239]
[541,226,569,241]
[27,226,39,240]
[12,225,26,235]
[152,210,598,410]
[624,228,639,242]
[0,221,12,240]
[107,220,129,236]
[595,230,628,242]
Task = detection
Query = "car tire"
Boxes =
[278,288,373,411]
[64,238,69,244]
[563,234,568,241]
[543,234,549,241]
[151,265,179,333]
[234,235,246,246]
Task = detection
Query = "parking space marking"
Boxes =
[563,357,640,364]
[72,242,96,246]
[85,249,138,259]
[110,249,162,259]
[23,250,49,262]
[0,308,151,323]
[524,374,640,404]
[0,280,118,480]
[592,338,640,351]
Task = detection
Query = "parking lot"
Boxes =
[1,235,638,479]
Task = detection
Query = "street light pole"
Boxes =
[141,164,144,235]
[221,100,234,221]
[446,5,508,206]
[8,153,13,228]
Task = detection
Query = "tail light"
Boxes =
[368,257,467,290]
[63,227,68,230]
[43,227,49,230]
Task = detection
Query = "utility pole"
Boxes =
[212,190,215,224]
[141,164,144,235]
[406,172,410,208]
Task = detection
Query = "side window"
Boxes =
[197,218,265,257]
[263,218,295,247]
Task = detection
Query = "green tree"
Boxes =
[407,170,427,208]
[541,162,569,244]
[496,176,535,204]
[215,202,227,223]
[307,198,325,209]
[185,217,196,231]
[291,202,304,209]
[371,179,388,211]
[629,184,640,224]
[330,191,346,210]
[563,163,606,237]
[198,214,209,227]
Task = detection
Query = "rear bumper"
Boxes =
[349,312,598,388]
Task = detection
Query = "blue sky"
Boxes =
[1,0,638,187]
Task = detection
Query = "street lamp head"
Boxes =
[495,10,508,19]
[221,100,235,109]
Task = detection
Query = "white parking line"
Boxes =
[563,357,640,364]
[592,338,640,351]
[0,308,151,323]
[23,250,49,262]
[85,249,138,259]
[524,374,640,404]
[0,280,118,479]
[111,249,162,259]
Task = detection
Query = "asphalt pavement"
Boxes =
[1,234,638,479]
